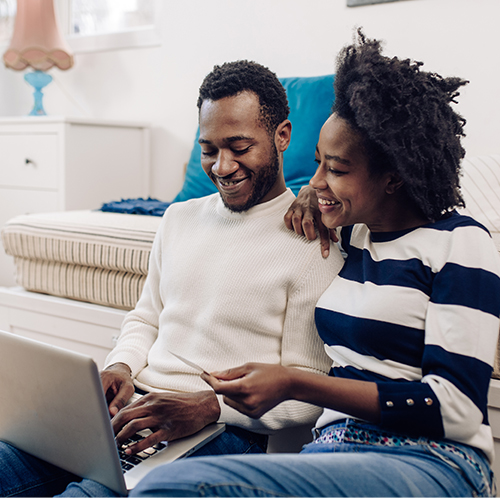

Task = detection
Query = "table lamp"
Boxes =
[2,0,74,116]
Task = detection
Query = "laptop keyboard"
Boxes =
[118,430,166,473]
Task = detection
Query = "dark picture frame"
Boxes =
[347,0,404,6]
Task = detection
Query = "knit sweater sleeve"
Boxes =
[103,213,166,376]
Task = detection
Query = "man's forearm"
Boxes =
[104,362,132,376]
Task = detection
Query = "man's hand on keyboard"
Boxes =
[111,390,221,455]
[100,363,135,417]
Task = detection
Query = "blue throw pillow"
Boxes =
[173,74,335,202]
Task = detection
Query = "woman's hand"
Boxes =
[202,363,294,419]
[284,185,338,258]
[204,363,381,423]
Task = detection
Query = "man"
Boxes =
[102,60,342,456]
[0,60,343,496]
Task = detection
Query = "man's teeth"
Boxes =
[318,198,338,205]
[220,180,240,186]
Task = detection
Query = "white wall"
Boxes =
[1,0,498,202]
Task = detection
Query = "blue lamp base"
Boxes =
[24,70,53,116]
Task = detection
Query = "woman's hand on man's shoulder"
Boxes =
[284,185,338,258]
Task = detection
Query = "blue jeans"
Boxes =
[0,426,266,497]
[131,421,496,497]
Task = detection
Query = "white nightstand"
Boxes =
[0,116,150,286]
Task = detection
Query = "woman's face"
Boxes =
[310,114,392,231]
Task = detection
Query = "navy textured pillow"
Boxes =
[173,74,335,202]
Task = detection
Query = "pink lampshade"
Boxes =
[3,0,74,71]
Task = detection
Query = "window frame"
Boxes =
[0,0,16,46]
[55,0,161,54]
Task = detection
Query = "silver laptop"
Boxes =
[0,330,225,495]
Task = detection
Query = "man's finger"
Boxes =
[110,387,138,415]
[108,388,133,416]
[109,397,127,416]
[122,429,167,456]
[115,419,141,446]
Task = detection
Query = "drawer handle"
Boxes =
[25,158,35,165]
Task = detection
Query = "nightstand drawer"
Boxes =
[0,133,58,189]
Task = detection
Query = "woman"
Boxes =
[131,30,500,497]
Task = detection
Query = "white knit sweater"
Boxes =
[105,189,344,433]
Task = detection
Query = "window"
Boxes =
[57,0,161,53]
[0,0,16,45]
[0,0,160,53]
[71,0,155,36]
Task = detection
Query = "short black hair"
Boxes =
[197,60,290,136]
[333,29,468,221]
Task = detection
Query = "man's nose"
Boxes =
[212,151,239,178]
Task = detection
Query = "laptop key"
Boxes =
[129,433,145,442]
[117,429,168,474]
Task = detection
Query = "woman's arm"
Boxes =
[202,362,380,423]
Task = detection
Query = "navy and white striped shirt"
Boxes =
[315,212,500,461]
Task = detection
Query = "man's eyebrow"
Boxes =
[226,135,253,143]
[315,145,351,166]
[198,135,253,145]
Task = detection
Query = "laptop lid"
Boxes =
[0,330,225,495]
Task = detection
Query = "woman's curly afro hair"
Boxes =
[334,29,468,220]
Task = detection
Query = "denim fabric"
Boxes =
[191,426,268,457]
[131,448,494,497]
[131,422,495,497]
[0,442,117,497]
[307,419,495,497]
[0,427,265,497]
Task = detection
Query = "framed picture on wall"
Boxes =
[347,0,404,6]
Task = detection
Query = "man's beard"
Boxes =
[220,142,280,213]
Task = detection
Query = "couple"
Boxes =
[3,30,500,497]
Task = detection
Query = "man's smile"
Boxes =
[218,177,248,187]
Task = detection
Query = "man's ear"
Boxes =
[385,173,405,194]
[274,119,292,153]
